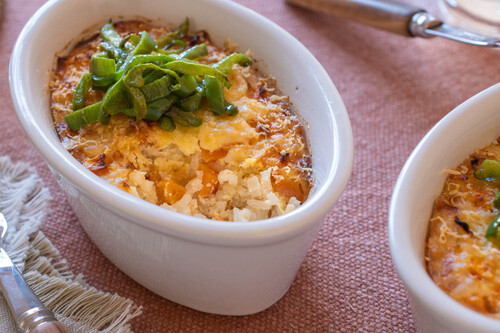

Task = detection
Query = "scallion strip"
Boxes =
[225,103,239,116]
[65,101,102,131]
[157,18,189,49]
[162,61,229,87]
[125,85,148,120]
[101,22,122,47]
[495,191,500,210]
[474,159,500,181]
[72,73,93,111]
[214,53,254,75]
[119,33,140,49]
[204,76,225,115]
[141,75,174,102]
[100,79,129,119]
[119,54,176,77]
[168,106,202,127]
[178,43,208,60]
[90,53,116,78]
[176,87,204,112]
[173,75,198,98]
[99,41,128,67]
[159,115,176,131]
[131,31,157,56]
[145,95,177,121]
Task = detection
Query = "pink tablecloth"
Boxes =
[3,0,500,331]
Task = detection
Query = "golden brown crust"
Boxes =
[426,137,500,316]
[50,20,313,221]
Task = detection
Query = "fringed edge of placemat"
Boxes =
[0,156,142,333]
[24,232,142,333]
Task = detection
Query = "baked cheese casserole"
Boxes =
[50,20,313,221]
[427,138,500,316]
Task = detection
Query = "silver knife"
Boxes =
[286,0,500,47]
[0,212,70,333]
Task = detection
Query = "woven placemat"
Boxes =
[3,0,500,331]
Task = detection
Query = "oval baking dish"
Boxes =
[10,0,353,315]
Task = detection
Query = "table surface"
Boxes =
[3,0,500,331]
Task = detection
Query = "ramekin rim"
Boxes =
[9,0,353,245]
[388,83,500,329]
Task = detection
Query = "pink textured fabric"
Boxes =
[2,0,500,331]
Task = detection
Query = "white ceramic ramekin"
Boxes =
[10,0,353,315]
[390,83,500,331]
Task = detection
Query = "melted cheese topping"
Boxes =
[50,21,313,221]
[427,139,500,317]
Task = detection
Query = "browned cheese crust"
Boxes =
[427,137,500,316]
[49,21,313,221]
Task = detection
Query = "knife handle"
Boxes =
[286,0,424,36]
[0,251,70,332]
[17,307,71,333]
[27,321,70,333]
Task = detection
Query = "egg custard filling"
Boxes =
[427,138,500,316]
[50,19,313,221]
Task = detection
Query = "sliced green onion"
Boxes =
[72,73,93,110]
[66,18,254,131]
[123,63,180,88]
[494,191,500,210]
[474,159,500,181]
[99,41,128,67]
[168,106,202,127]
[214,53,254,75]
[173,75,198,98]
[90,52,116,77]
[159,115,176,131]
[92,75,116,90]
[101,22,122,47]
[141,75,174,102]
[100,79,129,118]
[163,60,229,87]
[131,31,157,56]
[157,18,189,49]
[176,92,203,112]
[145,95,177,121]
[119,33,141,49]
[225,103,239,116]
[125,85,148,120]
[143,69,167,85]
[157,40,187,55]
[179,43,208,60]
[65,101,102,131]
[120,54,176,77]
[486,214,500,244]
[205,76,225,115]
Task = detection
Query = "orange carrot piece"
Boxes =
[158,179,186,205]
[198,163,219,197]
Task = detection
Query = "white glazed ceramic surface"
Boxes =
[10,0,353,315]
[389,83,500,332]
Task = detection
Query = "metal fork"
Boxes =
[0,211,70,333]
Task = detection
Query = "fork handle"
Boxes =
[286,0,424,36]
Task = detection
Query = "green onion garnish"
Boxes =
[64,18,254,131]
